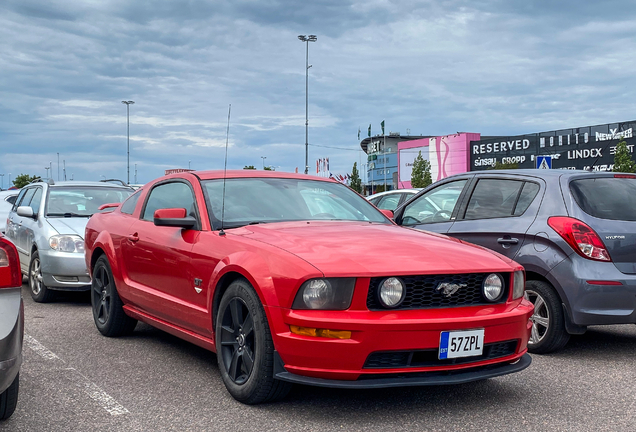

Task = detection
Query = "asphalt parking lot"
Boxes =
[3,283,636,432]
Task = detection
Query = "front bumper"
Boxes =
[274,352,531,388]
[549,256,636,326]
[39,249,91,290]
[266,298,533,384]
[0,287,24,394]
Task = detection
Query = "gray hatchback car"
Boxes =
[5,180,133,303]
[393,169,636,353]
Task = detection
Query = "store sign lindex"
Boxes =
[469,120,636,172]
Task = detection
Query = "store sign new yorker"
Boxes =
[470,121,635,172]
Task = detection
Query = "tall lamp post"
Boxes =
[121,100,135,184]
[298,34,317,175]
[0,174,4,190]
[261,156,267,170]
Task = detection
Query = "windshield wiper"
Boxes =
[46,212,91,218]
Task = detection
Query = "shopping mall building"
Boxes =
[359,120,635,192]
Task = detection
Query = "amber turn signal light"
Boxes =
[289,325,352,339]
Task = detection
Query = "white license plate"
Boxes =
[439,329,485,359]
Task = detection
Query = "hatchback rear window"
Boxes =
[570,177,636,221]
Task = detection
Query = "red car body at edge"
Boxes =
[84,170,533,404]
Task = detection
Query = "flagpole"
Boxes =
[383,120,387,191]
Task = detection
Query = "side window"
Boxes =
[377,194,400,211]
[19,188,36,209]
[513,182,540,216]
[142,182,196,222]
[6,195,18,205]
[11,189,27,211]
[30,188,43,214]
[464,179,524,220]
[368,196,381,205]
[402,180,467,225]
[121,190,142,215]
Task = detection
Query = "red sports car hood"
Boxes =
[232,221,515,276]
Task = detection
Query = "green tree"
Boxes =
[422,159,432,188]
[613,139,636,173]
[13,173,40,189]
[350,162,362,193]
[243,165,256,170]
[411,151,427,188]
[488,161,519,170]
[374,184,386,193]
[264,166,273,171]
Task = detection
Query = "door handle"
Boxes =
[497,237,519,245]
[128,233,139,243]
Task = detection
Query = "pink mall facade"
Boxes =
[398,133,480,189]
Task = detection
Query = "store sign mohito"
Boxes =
[470,121,636,172]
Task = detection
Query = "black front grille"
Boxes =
[366,273,509,310]
[364,340,518,369]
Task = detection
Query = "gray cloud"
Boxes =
[1,0,635,184]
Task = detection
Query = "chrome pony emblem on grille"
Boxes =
[436,282,467,298]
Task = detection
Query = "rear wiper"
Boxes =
[47,212,90,218]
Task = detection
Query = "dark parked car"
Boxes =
[393,169,636,353]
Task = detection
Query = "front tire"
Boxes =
[29,251,55,303]
[0,373,19,420]
[216,279,292,404]
[91,255,137,337]
[525,280,570,354]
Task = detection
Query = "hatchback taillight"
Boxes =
[548,216,611,262]
[614,174,636,179]
[0,236,21,288]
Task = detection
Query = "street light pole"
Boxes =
[45,167,50,179]
[0,174,4,190]
[261,156,267,170]
[121,100,135,184]
[298,34,317,175]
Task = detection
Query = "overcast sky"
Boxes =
[2,0,635,185]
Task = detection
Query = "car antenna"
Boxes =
[219,104,231,237]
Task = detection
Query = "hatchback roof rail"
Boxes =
[99,178,131,188]
[30,178,54,185]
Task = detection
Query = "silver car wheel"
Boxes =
[30,256,43,295]
[525,289,550,345]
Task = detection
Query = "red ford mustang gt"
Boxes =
[85,171,533,404]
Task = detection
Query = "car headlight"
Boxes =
[483,273,504,302]
[292,278,356,310]
[512,270,525,299]
[378,277,405,308]
[49,235,85,253]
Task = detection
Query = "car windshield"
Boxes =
[46,187,133,217]
[201,178,388,229]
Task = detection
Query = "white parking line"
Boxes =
[24,334,60,360]
[24,333,129,416]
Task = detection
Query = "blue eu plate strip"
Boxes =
[439,331,450,359]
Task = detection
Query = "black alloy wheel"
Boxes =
[216,279,292,404]
[92,261,113,327]
[219,297,255,385]
[91,256,137,337]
